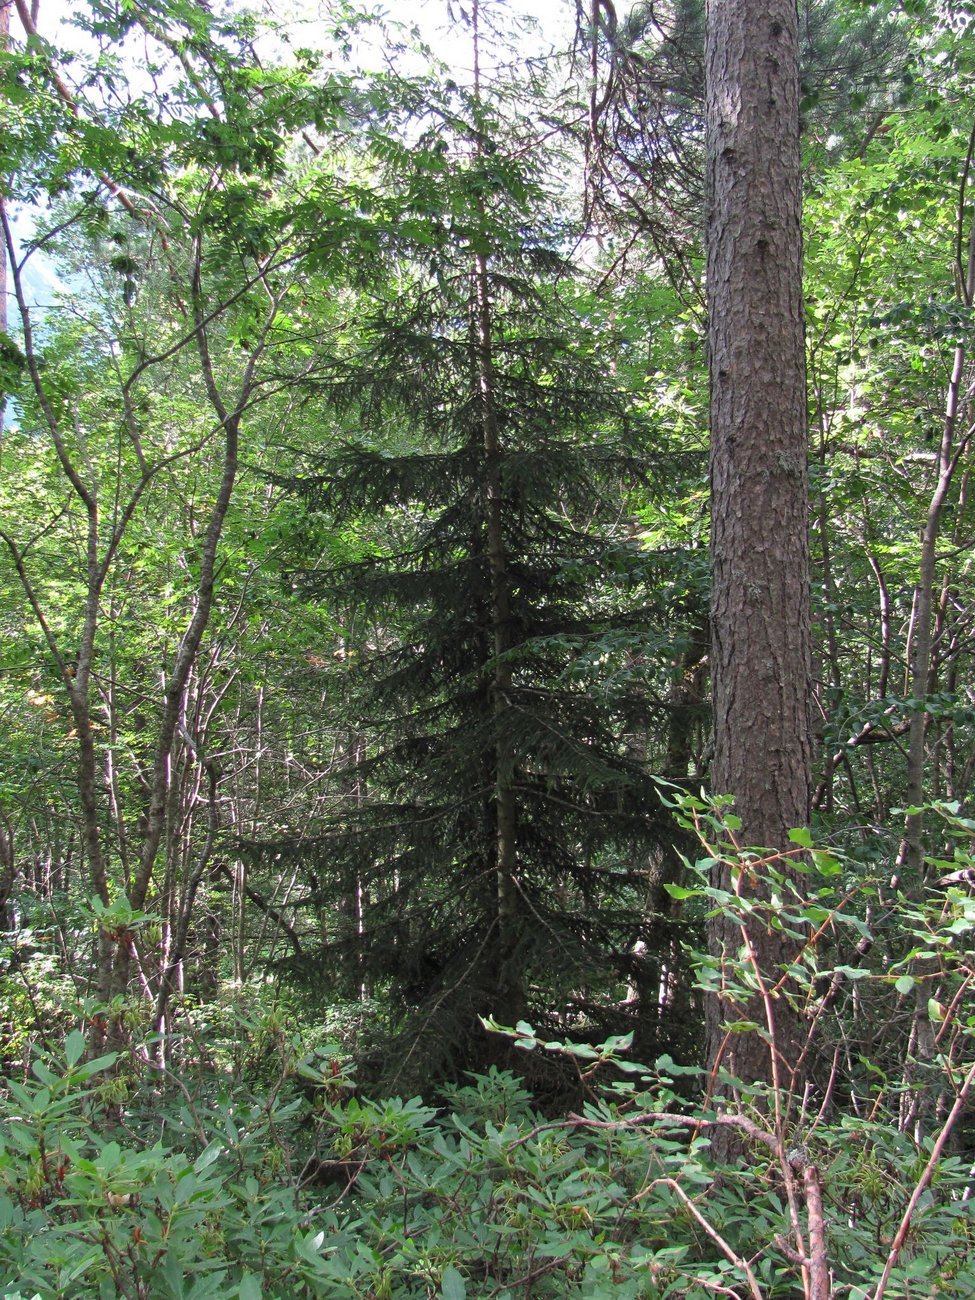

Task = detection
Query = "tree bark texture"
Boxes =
[705,0,812,1103]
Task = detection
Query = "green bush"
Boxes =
[5,803,975,1296]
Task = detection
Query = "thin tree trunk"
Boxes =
[475,251,521,1022]
[896,125,975,879]
[109,239,281,1014]
[632,617,709,1061]
[473,0,521,1028]
[0,0,8,444]
[893,131,975,1140]
[152,729,220,1055]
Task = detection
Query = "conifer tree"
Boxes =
[275,86,695,1088]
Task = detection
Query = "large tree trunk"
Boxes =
[704,0,812,1118]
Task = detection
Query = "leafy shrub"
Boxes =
[4,803,975,1296]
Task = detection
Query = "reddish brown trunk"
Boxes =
[704,0,812,1119]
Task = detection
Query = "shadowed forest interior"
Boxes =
[1,0,975,1295]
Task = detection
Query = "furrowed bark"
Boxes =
[704,0,812,1139]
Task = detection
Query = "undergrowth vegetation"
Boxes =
[3,802,975,1299]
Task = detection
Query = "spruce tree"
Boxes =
[273,87,695,1090]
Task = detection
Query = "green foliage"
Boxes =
[6,804,975,1299]
[260,94,702,1087]
[2,1,975,1294]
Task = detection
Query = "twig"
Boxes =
[649,1177,765,1300]
[802,1164,830,1300]
[872,1055,975,1300]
